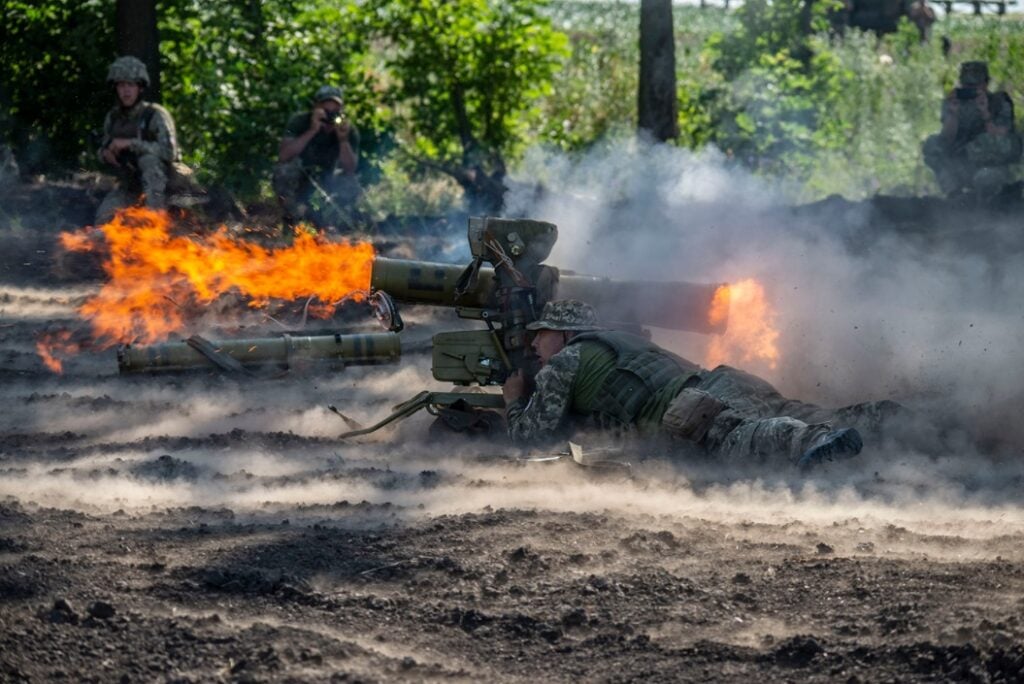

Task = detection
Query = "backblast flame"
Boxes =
[46,207,376,355]
[36,331,78,374]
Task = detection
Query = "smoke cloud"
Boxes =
[2,139,1023,541]
[506,139,1024,451]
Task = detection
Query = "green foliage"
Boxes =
[364,0,569,167]
[690,0,851,174]
[158,0,383,195]
[714,0,842,78]
[801,23,946,198]
[668,5,1024,199]
[4,0,1024,207]
[0,0,115,173]
[538,1,638,150]
[942,15,1024,96]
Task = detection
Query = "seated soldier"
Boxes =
[502,300,909,469]
[96,56,192,225]
[273,86,361,230]
[922,61,1022,201]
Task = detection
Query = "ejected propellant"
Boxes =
[337,216,729,437]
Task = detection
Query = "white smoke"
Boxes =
[504,139,1024,452]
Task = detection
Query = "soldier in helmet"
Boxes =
[922,61,1022,201]
[273,85,361,230]
[502,300,913,469]
[96,56,189,224]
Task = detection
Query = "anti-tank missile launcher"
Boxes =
[341,217,729,436]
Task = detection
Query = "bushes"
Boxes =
[2,0,566,206]
[0,1,115,173]
[158,0,379,196]
[662,5,1024,199]
[2,0,1023,205]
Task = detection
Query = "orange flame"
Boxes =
[704,278,780,371]
[59,229,98,252]
[36,331,78,373]
[56,207,375,348]
[707,283,730,329]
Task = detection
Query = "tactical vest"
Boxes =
[568,330,700,430]
[109,103,160,143]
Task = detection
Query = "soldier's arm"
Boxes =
[128,107,177,163]
[279,110,323,163]
[335,124,358,174]
[506,345,581,444]
[279,129,318,163]
[985,93,1013,136]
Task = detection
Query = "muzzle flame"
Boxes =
[703,278,780,371]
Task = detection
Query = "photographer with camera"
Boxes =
[273,85,361,230]
[922,61,1021,202]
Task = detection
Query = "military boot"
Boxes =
[796,427,863,469]
[706,412,862,468]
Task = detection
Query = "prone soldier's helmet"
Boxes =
[106,56,150,87]
[313,85,344,105]
[526,300,601,332]
[959,61,989,87]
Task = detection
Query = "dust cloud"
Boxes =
[2,141,1023,547]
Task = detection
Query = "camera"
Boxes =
[327,111,346,126]
[955,87,977,101]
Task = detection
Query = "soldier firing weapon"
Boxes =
[336,216,729,438]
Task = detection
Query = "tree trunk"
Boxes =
[116,0,161,102]
[638,0,679,143]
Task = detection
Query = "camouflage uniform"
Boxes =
[272,86,361,227]
[506,300,886,468]
[923,61,1022,199]
[96,56,187,225]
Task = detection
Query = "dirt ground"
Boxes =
[2,183,1024,683]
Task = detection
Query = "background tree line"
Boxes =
[2,0,1022,210]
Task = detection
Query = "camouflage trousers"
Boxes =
[272,158,361,228]
[95,154,193,225]
[923,132,1022,199]
[661,365,902,466]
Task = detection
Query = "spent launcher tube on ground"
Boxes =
[370,257,727,334]
[118,332,401,374]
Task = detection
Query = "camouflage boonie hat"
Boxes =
[106,56,150,87]
[526,300,601,332]
[959,61,989,86]
[313,85,344,105]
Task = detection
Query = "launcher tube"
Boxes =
[371,257,725,334]
[371,257,493,307]
[555,274,726,334]
[118,332,401,374]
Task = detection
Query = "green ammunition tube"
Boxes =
[118,332,401,374]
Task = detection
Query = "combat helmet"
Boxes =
[526,300,601,332]
[959,61,989,87]
[313,85,344,105]
[106,56,150,87]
